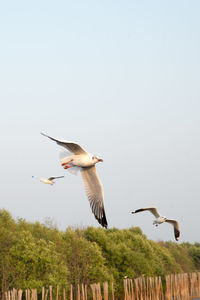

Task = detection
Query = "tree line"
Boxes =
[0,209,199,297]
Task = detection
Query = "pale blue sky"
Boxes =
[0,1,200,242]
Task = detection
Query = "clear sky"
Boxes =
[0,1,200,243]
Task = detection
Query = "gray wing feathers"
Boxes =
[132,207,160,218]
[165,219,180,241]
[80,166,107,228]
[41,133,87,154]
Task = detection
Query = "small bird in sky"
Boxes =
[32,176,64,185]
[41,132,107,228]
[132,207,180,241]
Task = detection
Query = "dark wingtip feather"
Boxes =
[95,208,108,229]
[175,228,180,241]
[41,132,52,139]
[41,132,60,144]
[132,209,144,214]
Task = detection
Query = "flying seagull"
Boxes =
[32,175,64,185]
[41,132,107,228]
[132,207,180,241]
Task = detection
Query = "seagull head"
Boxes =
[92,155,103,163]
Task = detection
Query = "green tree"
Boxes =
[0,210,17,294]
[10,230,68,290]
[62,228,113,286]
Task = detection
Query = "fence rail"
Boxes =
[3,272,200,300]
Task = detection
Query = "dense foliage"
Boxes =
[0,209,199,296]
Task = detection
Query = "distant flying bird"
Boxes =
[132,207,180,241]
[41,132,107,228]
[32,176,64,185]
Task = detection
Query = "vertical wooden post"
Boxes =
[77,285,80,300]
[81,284,85,300]
[63,288,66,300]
[84,285,87,300]
[56,285,59,300]
[70,285,73,300]
[18,290,23,300]
[103,282,108,300]
[123,279,127,300]
[42,287,45,300]
[90,284,96,300]
[111,283,114,300]
[45,290,48,300]
[49,286,52,300]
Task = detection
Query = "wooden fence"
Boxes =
[3,272,200,300]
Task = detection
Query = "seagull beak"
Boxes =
[98,158,103,162]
